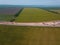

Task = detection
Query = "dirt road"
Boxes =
[0,21,60,27]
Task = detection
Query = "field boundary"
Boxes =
[10,8,24,22]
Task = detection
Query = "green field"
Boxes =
[15,8,60,22]
[0,25,60,45]
[0,15,14,21]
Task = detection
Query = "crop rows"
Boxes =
[0,7,22,15]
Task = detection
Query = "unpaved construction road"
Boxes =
[0,21,60,27]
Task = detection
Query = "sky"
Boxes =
[0,0,60,5]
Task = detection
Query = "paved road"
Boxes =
[0,21,60,27]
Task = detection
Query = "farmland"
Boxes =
[0,15,13,21]
[41,7,60,14]
[0,7,60,22]
[50,10,60,14]
[0,7,22,15]
[0,25,60,45]
[15,8,60,22]
[0,6,60,45]
[0,7,23,21]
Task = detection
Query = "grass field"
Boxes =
[0,25,60,45]
[15,8,60,22]
[0,15,14,21]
